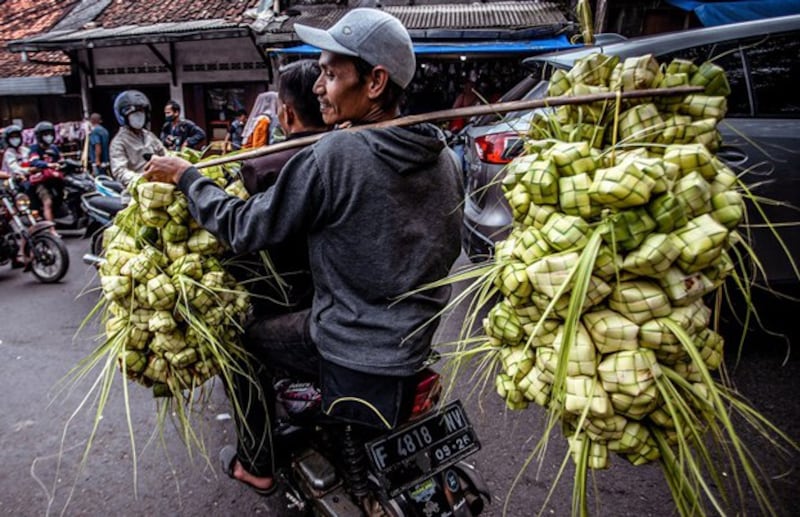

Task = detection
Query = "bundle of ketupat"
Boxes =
[457,53,796,516]
[94,155,252,398]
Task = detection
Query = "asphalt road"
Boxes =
[0,235,797,517]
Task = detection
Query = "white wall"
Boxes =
[84,38,269,88]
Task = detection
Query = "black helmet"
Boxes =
[3,124,23,147]
[113,90,151,127]
[34,121,55,145]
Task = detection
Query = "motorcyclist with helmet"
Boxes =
[109,89,166,188]
[27,121,63,231]
[2,125,34,267]
[1,125,29,183]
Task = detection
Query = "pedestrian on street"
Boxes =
[143,7,463,496]
[160,100,206,151]
[448,71,480,133]
[88,113,110,175]
[241,92,279,149]
[223,109,248,151]
[109,90,167,188]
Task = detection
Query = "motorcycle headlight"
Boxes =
[14,193,31,211]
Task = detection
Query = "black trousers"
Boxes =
[229,308,418,477]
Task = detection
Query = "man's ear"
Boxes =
[282,104,295,128]
[366,66,391,100]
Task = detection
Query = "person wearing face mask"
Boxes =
[109,90,167,188]
[28,121,61,168]
[1,125,30,182]
[160,100,206,151]
[223,109,248,152]
[2,125,36,265]
[144,9,463,495]
[27,121,63,230]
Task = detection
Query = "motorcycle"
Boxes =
[58,158,96,231]
[78,248,490,514]
[27,157,95,232]
[267,354,490,516]
[0,176,70,283]
[81,174,127,257]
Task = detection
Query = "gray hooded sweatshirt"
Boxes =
[178,123,464,376]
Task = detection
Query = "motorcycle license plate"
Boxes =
[366,400,480,497]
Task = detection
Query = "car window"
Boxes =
[657,41,750,117]
[656,29,800,119]
[471,74,539,126]
[506,80,550,119]
[744,30,800,117]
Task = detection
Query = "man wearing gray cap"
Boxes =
[144,8,463,496]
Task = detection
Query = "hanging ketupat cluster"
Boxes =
[488,53,746,471]
[97,156,252,397]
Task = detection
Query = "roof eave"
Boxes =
[254,22,573,45]
[8,26,252,53]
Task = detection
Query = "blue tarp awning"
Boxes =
[665,0,800,26]
[268,35,580,56]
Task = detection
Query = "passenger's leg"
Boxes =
[224,309,317,485]
[35,185,58,235]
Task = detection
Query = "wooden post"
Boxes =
[595,0,609,34]
[196,85,704,169]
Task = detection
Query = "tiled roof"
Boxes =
[16,20,249,50]
[93,0,260,28]
[263,1,569,35]
[10,0,262,52]
[0,51,70,78]
[0,0,78,78]
[388,1,567,30]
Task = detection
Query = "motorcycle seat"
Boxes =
[85,195,124,214]
[96,176,125,194]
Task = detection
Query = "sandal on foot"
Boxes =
[219,445,278,496]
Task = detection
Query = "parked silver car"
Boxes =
[460,15,800,290]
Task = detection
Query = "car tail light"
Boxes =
[474,132,521,164]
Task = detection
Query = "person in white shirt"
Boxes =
[109,90,166,188]
[1,125,30,181]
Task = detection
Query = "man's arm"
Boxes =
[28,148,49,169]
[144,150,320,253]
[3,151,28,176]
[89,131,103,165]
[159,123,173,148]
[109,139,141,187]
[183,121,206,149]
[152,134,168,157]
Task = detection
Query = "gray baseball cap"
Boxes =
[294,8,416,89]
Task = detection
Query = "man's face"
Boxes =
[314,52,371,125]
[164,106,178,121]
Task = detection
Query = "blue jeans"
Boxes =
[229,309,417,476]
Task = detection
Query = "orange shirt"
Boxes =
[243,116,271,149]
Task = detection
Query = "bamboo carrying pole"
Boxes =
[196,85,705,170]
